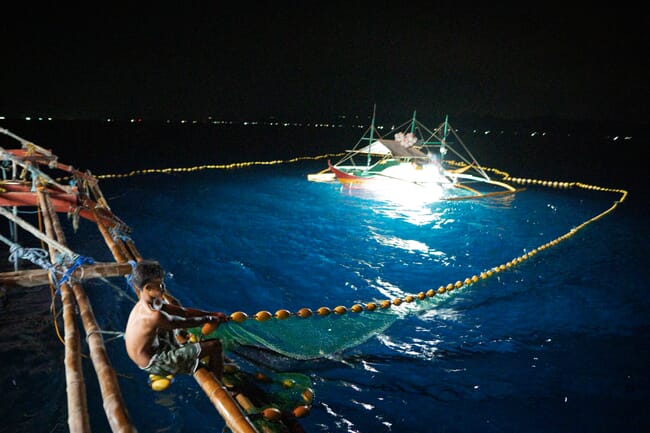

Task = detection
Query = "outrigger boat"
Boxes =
[308,110,518,200]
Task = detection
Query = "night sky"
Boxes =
[2,5,647,124]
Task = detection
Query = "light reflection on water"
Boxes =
[340,182,450,226]
[370,231,433,254]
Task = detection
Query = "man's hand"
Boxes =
[202,313,228,336]
[210,312,228,323]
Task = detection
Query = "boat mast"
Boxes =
[368,104,376,167]
[440,115,449,163]
[410,110,417,134]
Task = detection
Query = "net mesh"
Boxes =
[203,310,400,360]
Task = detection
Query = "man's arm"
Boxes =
[160,302,228,322]
[154,307,225,330]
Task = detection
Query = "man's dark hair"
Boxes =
[132,260,165,289]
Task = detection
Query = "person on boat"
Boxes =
[124,260,228,379]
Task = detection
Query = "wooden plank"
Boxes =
[0,262,133,288]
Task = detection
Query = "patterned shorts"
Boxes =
[142,342,201,376]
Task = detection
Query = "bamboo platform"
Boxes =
[0,128,265,433]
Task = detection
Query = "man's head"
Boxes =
[132,260,165,290]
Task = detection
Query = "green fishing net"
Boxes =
[199,309,400,360]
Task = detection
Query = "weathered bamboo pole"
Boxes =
[194,368,261,433]
[61,281,92,432]
[11,160,19,272]
[0,262,133,288]
[71,280,137,433]
[92,207,129,263]
[0,205,76,258]
[41,191,137,433]
[123,239,142,262]
[87,179,141,264]
[38,190,91,433]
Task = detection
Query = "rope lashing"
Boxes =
[125,259,138,295]
[0,234,65,295]
[0,234,54,270]
[86,329,125,343]
[109,225,133,242]
[58,255,95,286]
[8,244,52,269]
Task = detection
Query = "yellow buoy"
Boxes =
[292,405,311,418]
[230,311,248,323]
[301,388,314,404]
[333,306,347,315]
[262,407,282,421]
[201,322,218,336]
[151,378,171,391]
[255,310,272,322]
[275,309,291,319]
[223,364,239,374]
[255,372,271,382]
[297,307,313,318]
[317,306,331,316]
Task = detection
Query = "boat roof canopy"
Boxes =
[353,139,429,159]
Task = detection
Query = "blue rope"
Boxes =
[7,243,53,270]
[109,226,132,242]
[125,259,137,295]
[49,268,62,296]
[58,255,95,286]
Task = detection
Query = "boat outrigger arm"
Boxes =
[1,129,127,230]
[432,118,516,193]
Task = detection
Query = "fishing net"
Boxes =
[201,309,400,360]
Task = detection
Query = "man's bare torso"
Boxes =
[124,300,160,368]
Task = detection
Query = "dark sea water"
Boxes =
[0,118,648,433]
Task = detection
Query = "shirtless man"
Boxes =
[124,260,227,379]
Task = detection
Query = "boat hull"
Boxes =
[327,161,372,184]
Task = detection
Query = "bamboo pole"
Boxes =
[124,239,142,262]
[92,207,129,263]
[11,160,18,272]
[88,178,141,264]
[0,205,76,259]
[38,190,91,433]
[61,281,92,432]
[71,280,137,433]
[41,191,137,433]
[0,262,133,288]
[194,368,261,433]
